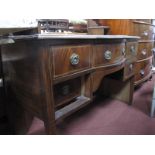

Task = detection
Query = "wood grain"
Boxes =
[134,56,152,83]
[96,19,155,86]
[52,45,92,78]
[93,43,125,67]
[137,42,154,60]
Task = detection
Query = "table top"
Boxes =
[6,34,140,40]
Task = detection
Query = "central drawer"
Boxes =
[93,43,125,67]
[52,45,91,78]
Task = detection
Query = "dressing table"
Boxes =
[0,33,139,134]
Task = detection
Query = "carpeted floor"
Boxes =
[27,75,155,135]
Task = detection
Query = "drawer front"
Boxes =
[137,42,154,60]
[134,58,152,82]
[52,45,91,77]
[124,60,135,80]
[54,77,81,107]
[126,42,138,60]
[133,23,154,40]
[93,43,125,67]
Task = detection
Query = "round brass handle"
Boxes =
[104,50,112,60]
[140,69,145,76]
[129,64,133,71]
[130,46,135,54]
[122,47,126,56]
[142,31,148,36]
[141,49,147,56]
[61,85,70,95]
[151,48,155,53]
[70,53,79,65]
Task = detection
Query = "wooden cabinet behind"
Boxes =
[97,19,155,85]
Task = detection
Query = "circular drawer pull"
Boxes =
[130,46,135,54]
[140,69,145,76]
[151,48,155,53]
[141,49,147,56]
[142,31,148,36]
[61,85,70,95]
[104,50,112,60]
[122,47,126,56]
[129,64,133,71]
[70,53,80,65]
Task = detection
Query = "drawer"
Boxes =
[52,45,91,77]
[137,42,154,60]
[54,77,81,107]
[126,42,138,60]
[123,60,135,80]
[133,23,154,40]
[134,58,152,82]
[93,43,125,67]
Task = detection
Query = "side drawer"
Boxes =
[134,57,152,83]
[126,41,138,60]
[54,77,81,107]
[137,42,154,60]
[52,45,91,78]
[93,43,125,67]
[123,60,135,80]
[133,23,154,40]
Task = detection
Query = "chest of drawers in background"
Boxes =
[132,20,154,85]
[96,19,155,85]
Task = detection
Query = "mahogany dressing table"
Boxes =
[0,34,139,134]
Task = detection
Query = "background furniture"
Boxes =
[95,19,155,86]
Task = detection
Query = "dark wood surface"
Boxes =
[1,41,43,119]
[54,77,81,108]
[52,45,91,78]
[0,48,6,118]
[93,42,125,67]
